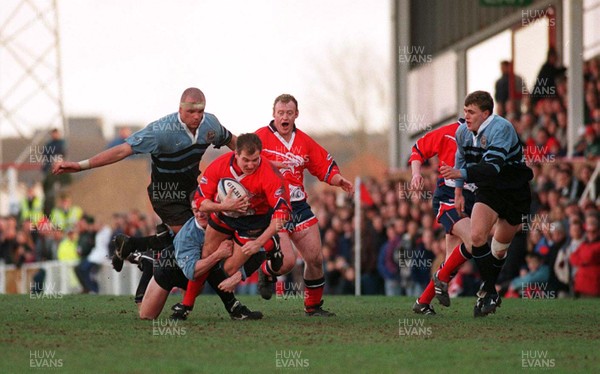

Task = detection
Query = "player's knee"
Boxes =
[223,262,235,276]
[304,250,323,269]
[491,238,510,259]
[471,231,488,247]
[139,309,157,320]
[278,255,295,274]
[459,233,472,250]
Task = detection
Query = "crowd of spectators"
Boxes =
[500,51,600,161]
[2,157,597,299]
[0,189,160,293]
[1,55,599,299]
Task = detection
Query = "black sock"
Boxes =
[459,243,473,259]
[243,252,266,277]
[206,266,237,312]
[489,254,506,292]
[134,258,154,303]
[128,233,173,253]
[127,236,152,252]
[151,228,174,250]
[472,243,496,294]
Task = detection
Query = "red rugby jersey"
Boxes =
[255,122,340,202]
[408,122,460,177]
[196,152,291,221]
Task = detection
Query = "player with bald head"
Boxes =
[52,87,259,318]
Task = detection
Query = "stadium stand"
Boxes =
[1,56,599,298]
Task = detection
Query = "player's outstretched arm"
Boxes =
[439,161,462,180]
[454,187,465,214]
[226,135,238,151]
[330,174,354,195]
[410,160,424,190]
[52,143,134,174]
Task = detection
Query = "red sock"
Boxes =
[261,259,279,277]
[304,277,325,308]
[304,287,324,308]
[418,280,436,305]
[438,245,468,282]
[263,238,275,252]
[182,272,209,308]
[260,261,269,275]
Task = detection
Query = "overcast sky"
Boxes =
[52,0,390,138]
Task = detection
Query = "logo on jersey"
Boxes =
[480,135,487,148]
[200,176,208,184]
[207,131,216,143]
[289,185,306,202]
[264,149,306,175]
[274,187,284,197]
[282,152,306,174]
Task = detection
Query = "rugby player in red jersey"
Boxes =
[255,94,353,316]
[171,133,291,319]
[408,122,476,315]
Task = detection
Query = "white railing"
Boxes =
[579,161,600,205]
[0,260,141,295]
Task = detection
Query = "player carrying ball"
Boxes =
[171,133,291,318]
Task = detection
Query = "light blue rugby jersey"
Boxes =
[454,114,532,190]
[173,215,205,281]
[126,112,232,193]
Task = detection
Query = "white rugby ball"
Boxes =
[217,178,249,217]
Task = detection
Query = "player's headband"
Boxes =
[180,102,205,110]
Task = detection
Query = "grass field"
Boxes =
[1,294,599,373]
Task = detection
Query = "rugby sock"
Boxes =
[127,228,173,253]
[489,254,507,292]
[206,267,238,312]
[262,237,276,252]
[155,224,174,247]
[304,277,325,308]
[418,281,436,305]
[182,272,209,308]
[437,244,472,282]
[261,261,278,277]
[134,258,154,304]
[127,236,153,252]
[243,252,267,276]
[471,243,496,294]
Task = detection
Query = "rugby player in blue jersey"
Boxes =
[53,88,261,318]
[439,90,533,317]
[139,202,263,320]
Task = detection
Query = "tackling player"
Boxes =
[255,94,353,316]
[52,88,253,315]
[408,122,476,315]
[139,203,264,320]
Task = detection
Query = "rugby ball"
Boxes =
[217,178,249,217]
